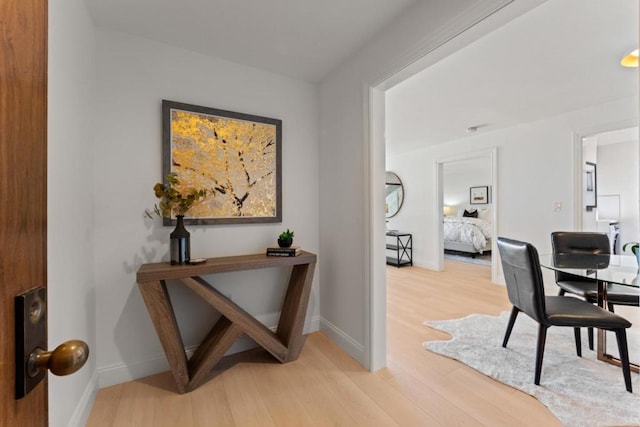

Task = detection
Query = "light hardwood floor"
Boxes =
[87,261,562,426]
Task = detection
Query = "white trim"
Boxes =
[435,161,446,270]
[365,85,387,371]
[573,132,584,230]
[97,313,320,388]
[319,316,365,362]
[362,81,372,370]
[67,370,98,427]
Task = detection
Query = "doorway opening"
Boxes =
[576,125,640,368]
[441,156,494,269]
[368,0,638,371]
[577,126,639,245]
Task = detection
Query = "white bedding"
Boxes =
[443,217,492,252]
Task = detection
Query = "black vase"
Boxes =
[170,215,190,265]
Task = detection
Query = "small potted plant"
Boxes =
[278,229,294,248]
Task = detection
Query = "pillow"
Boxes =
[478,207,492,223]
[463,209,478,218]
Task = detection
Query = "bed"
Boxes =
[443,216,492,255]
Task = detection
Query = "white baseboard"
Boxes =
[68,370,98,427]
[98,313,320,389]
[319,316,365,364]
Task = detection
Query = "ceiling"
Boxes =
[386,0,639,155]
[85,0,417,83]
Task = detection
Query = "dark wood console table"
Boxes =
[136,251,317,393]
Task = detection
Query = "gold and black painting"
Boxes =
[162,100,282,225]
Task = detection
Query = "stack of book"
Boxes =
[266,246,302,257]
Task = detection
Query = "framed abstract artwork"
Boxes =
[469,186,489,204]
[162,100,282,225]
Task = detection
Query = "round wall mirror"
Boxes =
[385,171,404,218]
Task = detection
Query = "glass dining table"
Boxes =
[539,253,639,371]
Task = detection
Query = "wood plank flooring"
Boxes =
[87,260,561,426]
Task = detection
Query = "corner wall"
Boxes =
[93,29,320,387]
[48,0,98,425]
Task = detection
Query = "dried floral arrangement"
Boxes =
[145,174,208,218]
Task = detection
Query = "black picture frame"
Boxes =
[469,186,489,204]
[585,161,597,211]
[162,100,282,225]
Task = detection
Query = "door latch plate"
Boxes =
[15,287,46,399]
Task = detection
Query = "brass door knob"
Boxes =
[28,340,89,377]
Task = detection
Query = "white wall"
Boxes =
[442,160,492,214]
[93,29,320,387]
[582,136,598,230]
[387,96,638,271]
[598,140,640,250]
[48,0,98,426]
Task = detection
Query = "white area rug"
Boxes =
[424,312,640,427]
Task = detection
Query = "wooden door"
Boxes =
[0,0,48,425]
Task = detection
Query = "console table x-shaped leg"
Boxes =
[136,252,317,394]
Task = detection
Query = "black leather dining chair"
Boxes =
[497,237,633,392]
[551,231,640,350]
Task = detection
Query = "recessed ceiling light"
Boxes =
[466,124,487,133]
[620,48,638,67]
